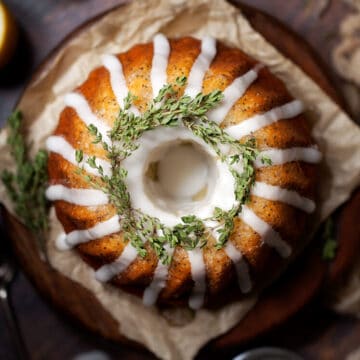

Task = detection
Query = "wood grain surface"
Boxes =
[0,1,359,360]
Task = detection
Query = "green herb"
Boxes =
[1,110,49,258]
[75,149,84,163]
[183,119,264,247]
[76,78,268,264]
[108,84,224,161]
[322,217,338,261]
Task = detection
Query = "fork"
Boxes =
[0,213,29,360]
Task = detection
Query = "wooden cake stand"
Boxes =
[3,2,360,358]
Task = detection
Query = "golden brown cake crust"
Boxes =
[48,37,318,307]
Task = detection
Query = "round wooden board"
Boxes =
[3,2,359,359]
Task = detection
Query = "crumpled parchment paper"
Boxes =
[329,3,360,352]
[0,0,360,359]
[332,0,360,122]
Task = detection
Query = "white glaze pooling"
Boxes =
[157,142,210,199]
[251,181,315,213]
[188,248,207,310]
[255,147,322,167]
[46,136,112,177]
[151,34,170,98]
[64,92,112,145]
[49,34,321,309]
[56,215,121,251]
[207,64,263,124]
[184,36,217,98]
[122,126,236,227]
[143,241,174,306]
[224,241,252,293]
[102,54,140,115]
[225,100,305,139]
[239,206,291,258]
[46,185,108,206]
[95,242,138,282]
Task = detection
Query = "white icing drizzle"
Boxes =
[64,92,111,145]
[188,248,207,310]
[224,241,252,293]
[56,215,121,251]
[46,136,112,177]
[46,184,108,206]
[184,36,217,98]
[95,243,138,282]
[143,241,174,306]
[239,205,291,258]
[225,100,305,139]
[102,54,140,115]
[151,33,170,98]
[207,64,263,124]
[122,126,236,228]
[255,146,322,167]
[252,181,315,213]
[210,222,251,294]
[49,36,320,308]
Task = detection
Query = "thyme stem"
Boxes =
[1,111,49,259]
[76,78,269,263]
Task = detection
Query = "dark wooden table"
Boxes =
[1,1,359,359]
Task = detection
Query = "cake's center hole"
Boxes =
[144,141,217,214]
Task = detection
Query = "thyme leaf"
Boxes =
[76,79,268,264]
[1,110,49,258]
[322,217,338,261]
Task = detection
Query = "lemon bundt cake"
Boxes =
[46,35,322,309]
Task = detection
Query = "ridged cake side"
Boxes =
[47,36,320,308]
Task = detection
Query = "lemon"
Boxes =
[0,1,18,68]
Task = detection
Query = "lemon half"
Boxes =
[0,1,18,68]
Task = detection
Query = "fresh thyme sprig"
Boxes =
[1,110,49,258]
[75,78,269,264]
[322,217,338,261]
[103,76,224,162]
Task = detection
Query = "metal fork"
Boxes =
[0,212,29,360]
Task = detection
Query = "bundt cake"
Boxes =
[45,34,322,309]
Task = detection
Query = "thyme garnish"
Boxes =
[322,217,338,261]
[76,78,270,264]
[1,110,49,258]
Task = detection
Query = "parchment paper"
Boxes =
[328,0,360,333]
[0,0,360,359]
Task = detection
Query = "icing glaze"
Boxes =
[143,242,174,306]
[225,100,305,139]
[46,184,108,206]
[56,215,121,250]
[95,243,138,282]
[49,34,320,309]
[121,126,236,227]
[64,92,112,145]
[46,136,111,177]
[151,34,170,98]
[239,206,292,258]
[224,241,252,293]
[251,181,315,213]
[157,142,210,199]
[184,36,217,98]
[102,54,140,115]
[256,146,322,167]
[188,248,207,310]
[207,64,263,124]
